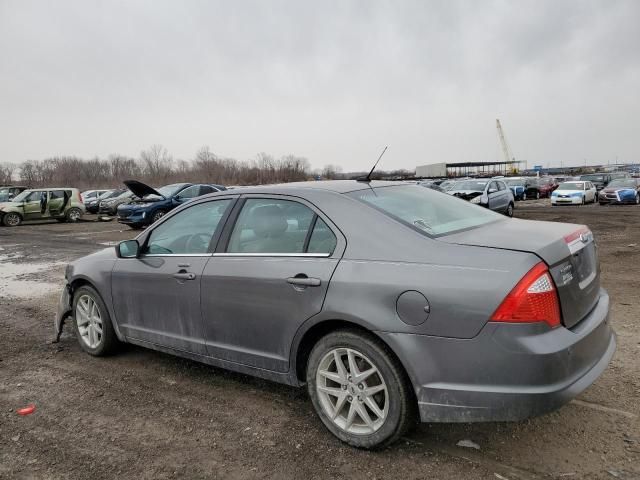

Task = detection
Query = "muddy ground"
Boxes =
[1,203,639,480]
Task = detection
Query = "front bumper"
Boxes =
[552,196,583,205]
[54,284,72,342]
[378,289,615,422]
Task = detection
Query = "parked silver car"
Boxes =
[55,181,615,448]
[448,179,515,216]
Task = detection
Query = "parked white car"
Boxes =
[551,181,597,206]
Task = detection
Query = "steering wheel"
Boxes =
[185,233,211,253]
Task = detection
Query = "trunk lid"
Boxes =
[439,218,600,328]
[123,180,164,199]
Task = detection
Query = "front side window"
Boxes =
[145,199,232,255]
[227,198,331,254]
[24,191,43,202]
[349,185,502,237]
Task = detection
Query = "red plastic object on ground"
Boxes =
[16,404,36,416]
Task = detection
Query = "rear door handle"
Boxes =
[173,272,196,281]
[286,276,321,287]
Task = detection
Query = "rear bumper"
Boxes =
[378,289,615,422]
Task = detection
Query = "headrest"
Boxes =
[249,205,288,238]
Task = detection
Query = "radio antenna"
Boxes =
[358,146,388,182]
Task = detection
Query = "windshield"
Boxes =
[348,185,502,237]
[580,175,604,182]
[452,180,488,192]
[608,179,635,188]
[144,183,184,200]
[557,182,584,190]
[11,190,31,202]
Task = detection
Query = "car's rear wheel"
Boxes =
[66,207,82,223]
[72,286,119,356]
[151,210,166,223]
[2,212,22,227]
[506,203,514,217]
[306,330,416,449]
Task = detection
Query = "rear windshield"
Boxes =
[348,185,502,237]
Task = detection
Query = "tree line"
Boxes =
[0,145,416,189]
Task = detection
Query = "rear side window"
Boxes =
[176,185,200,199]
[497,181,506,191]
[226,199,335,255]
[145,200,232,255]
[307,218,337,254]
[349,185,501,237]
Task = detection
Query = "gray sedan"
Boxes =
[55,181,615,448]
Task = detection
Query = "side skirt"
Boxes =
[125,337,300,387]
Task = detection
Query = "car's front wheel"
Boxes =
[2,212,22,227]
[72,286,119,356]
[306,330,416,449]
[151,210,167,223]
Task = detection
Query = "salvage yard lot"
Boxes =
[1,205,639,480]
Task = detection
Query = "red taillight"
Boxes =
[491,262,561,328]
[78,192,84,203]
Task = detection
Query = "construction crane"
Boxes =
[496,119,522,173]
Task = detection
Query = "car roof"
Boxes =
[209,180,403,195]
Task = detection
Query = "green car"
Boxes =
[0,188,86,226]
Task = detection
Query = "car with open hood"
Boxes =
[551,181,597,206]
[447,178,514,216]
[597,178,640,205]
[116,180,226,228]
[54,180,614,448]
[0,187,85,226]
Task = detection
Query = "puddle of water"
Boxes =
[0,260,65,299]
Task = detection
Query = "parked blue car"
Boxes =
[504,177,533,201]
[117,180,226,229]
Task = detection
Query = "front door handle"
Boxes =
[173,272,196,281]
[286,276,321,287]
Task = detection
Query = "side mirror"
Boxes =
[488,188,498,194]
[116,239,140,258]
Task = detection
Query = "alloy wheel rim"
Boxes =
[153,211,165,221]
[6,213,19,226]
[69,209,80,220]
[76,294,103,349]
[316,347,389,435]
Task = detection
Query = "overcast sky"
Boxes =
[1,0,638,171]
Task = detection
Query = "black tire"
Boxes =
[2,212,22,227]
[151,210,167,223]
[71,285,119,356]
[506,202,514,217]
[306,329,416,449]
[65,207,82,223]
[581,196,586,205]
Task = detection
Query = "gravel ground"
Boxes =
[1,204,639,480]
